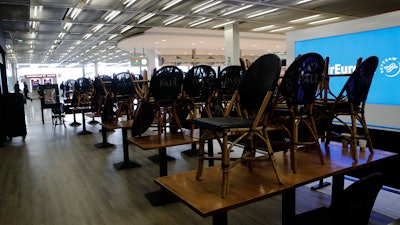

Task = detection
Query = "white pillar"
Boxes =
[145,49,157,78]
[224,22,240,66]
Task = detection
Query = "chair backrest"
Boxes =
[238,53,282,112]
[183,65,217,101]
[112,72,135,96]
[326,172,384,225]
[94,75,112,95]
[218,65,244,96]
[65,79,75,92]
[74,77,92,92]
[280,53,324,107]
[343,56,378,107]
[149,65,183,103]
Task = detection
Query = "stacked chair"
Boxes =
[72,77,93,108]
[192,53,283,198]
[315,56,379,161]
[147,65,185,138]
[272,53,326,173]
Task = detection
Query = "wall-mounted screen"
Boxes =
[295,26,400,106]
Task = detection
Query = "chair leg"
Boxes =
[291,119,299,173]
[196,129,211,180]
[221,131,229,198]
[350,114,358,161]
[358,113,374,154]
[307,117,325,165]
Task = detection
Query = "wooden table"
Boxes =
[127,132,198,206]
[155,143,398,225]
[101,120,141,170]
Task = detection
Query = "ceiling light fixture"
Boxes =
[64,23,72,31]
[290,14,320,23]
[120,25,134,33]
[192,1,222,14]
[163,15,185,25]
[138,13,155,24]
[123,0,136,7]
[212,21,235,29]
[296,0,312,4]
[247,8,279,18]
[92,24,104,32]
[270,26,293,32]
[162,0,183,11]
[221,5,253,16]
[105,10,121,22]
[188,18,212,27]
[68,8,82,20]
[58,32,66,39]
[83,33,92,40]
[309,17,340,25]
[252,25,275,32]
[108,34,118,40]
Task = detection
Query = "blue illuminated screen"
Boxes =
[295,26,400,105]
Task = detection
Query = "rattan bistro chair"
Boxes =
[192,54,283,198]
[319,56,379,161]
[273,52,325,173]
[294,172,384,225]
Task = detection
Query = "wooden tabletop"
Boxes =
[127,131,198,150]
[155,143,398,217]
[101,120,133,130]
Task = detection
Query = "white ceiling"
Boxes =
[1,0,399,67]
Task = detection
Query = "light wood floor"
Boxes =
[0,99,396,225]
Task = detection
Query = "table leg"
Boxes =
[213,212,227,225]
[331,174,344,205]
[70,108,81,126]
[145,147,178,206]
[282,188,295,225]
[94,125,115,148]
[78,109,92,135]
[113,128,141,170]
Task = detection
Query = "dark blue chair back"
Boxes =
[112,72,134,96]
[280,53,324,106]
[238,54,282,112]
[94,75,112,95]
[183,65,217,101]
[345,56,378,107]
[149,65,183,103]
[74,77,91,92]
[218,65,243,96]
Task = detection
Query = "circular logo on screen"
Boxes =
[380,57,400,78]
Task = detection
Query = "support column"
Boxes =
[145,49,157,78]
[94,62,99,76]
[224,22,240,66]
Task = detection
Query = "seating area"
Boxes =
[4,53,398,225]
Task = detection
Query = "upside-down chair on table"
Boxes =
[192,53,284,198]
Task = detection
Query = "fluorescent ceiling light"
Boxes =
[296,0,312,4]
[212,21,235,29]
[64,23,72,31]
[120,25,134,33]
[138,13,155,24]
[163,15,185,25]
[162,0,183,11]
[69,8,82,20]
[83,33,92,39]
[105,10,121,22]
[108,34,118,40]
[221,5,252,16]
[270,26,293,32]
[189,18,212,27]
[290,14,320,23]
[252,25,275,32]
[192,1,222,14]
[247,8,278,18]
[92,24,104,32]
[123,0,136,7]
[58,32,66,39]
[309,17,340,25]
